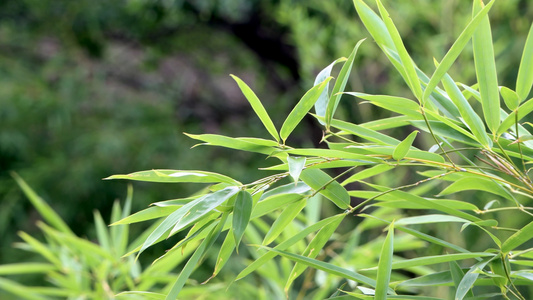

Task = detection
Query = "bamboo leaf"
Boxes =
[393,131,418,161]
[263,247,388,293]
[105,169,241,185]
[263,199,306,245]
[288,156,306,183]
[327,117,401,145]
[365,253,492,271]
[352,0,395,51]
[212,230,236,277]
[472,0,500,134]
[376,0,423,101]
[230,74,279,142]
[395,214,470,226]
[344,92,421,118]
[185,133,278,155]
[441,72,491,148]
[501,219,533,253]
[450,260,474,298]
[375,221,394,300]
[280,77,332,143]
[234,214,344,281]
[516,23,533,101]
[342,164,394,186]
[285,214,346,291]
[300,168,350,209]
[455,257,494,300]
[326,39,365,128]
[438,177,514,202]
[423,0,496,103]
[0,263,56,275]
[314,57,347,125]
[500,86,520,111]
[497,97,533,136]
[111,206,179,226]
[232,190,253,251]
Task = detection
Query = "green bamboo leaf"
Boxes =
[342,164,394,186]
[365,253,492,271]
[11,172,73,235]
[372,199,478,211]
[397,269,454,288]
[18,232,62,267]
[376,0,423,101]
[185,133,278,155]
[315,57,348,125]
[169,187,239,236]
[438,177,514,202]
[441,72,491,148]
[500,86,520,111]
[502,219,533,253]
[230,74,279,142]
[235,214,344,281]
[375,221,394,300]
[327,117,401,145]
[165,213,228,300]
[252,193,303,219]
[410,120,479,145]
[286,148,382,162]
[300,168,350,209]
[423,0,496,103]
[393,131,418,161]
[497,97,533,135]
[325,39,365,128]
[260,182,310,200]
[344,93,421,118]
[105,169,241,185]
[288,156,306,182]
[450,261,474,298]
[395,214,470,226]
[262,246,388,293]
[111,206,179,226]
[352,0,395,51]
[212,229,236,277]
[280,77,332,143]
[516,23,533,101]
[233,190,253,251]
[472,0,500,134]
[456,257,494,300]
[138,187,238,258]
[263,199,306,245]
[285,214,346,291]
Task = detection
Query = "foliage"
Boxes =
[3,0,533,299]
[100,0,533,299]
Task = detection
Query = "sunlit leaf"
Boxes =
[516,23,533,101]
[263,199,306,245]
[393,131,418,161]
[314,57,347,125]
[455,257,494,300]
[230,74,280,142]
[105,169,241,185]
[502,219,533,253]
[300,168,350,209]
[280,77,332,143]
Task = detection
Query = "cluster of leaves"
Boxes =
[3,0,533,299]
[105,0,533,298]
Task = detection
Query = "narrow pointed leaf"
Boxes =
[233,190,253,250]
[280,77,332,143]
[450,261,474,298]
[111,206,179,226]
[423,0,496,103]
[325,39,365,127]
[288,156,306,182]
[285,214,345,290]
[497,97,533,135]
[352,0,395,51]
[500,86,520,111]
[456,257,493,300]
[438,177,514,202]
[441,72,490,148]
[376,0,423,101]
[472,0,500,134]
[342,164,394,186]
[517,23,533,101]
[105,169,240,185]
[502,219,533,253]
[185,133,277,155]
[375,222,394,299]
[230,74,279,142]
[300,168,350,209]
[315,57,347,124]
[393,131,418,160]
[263,199,306,245]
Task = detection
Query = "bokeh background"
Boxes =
[1,0,532,279]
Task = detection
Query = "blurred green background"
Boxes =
[1,0,532,276]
